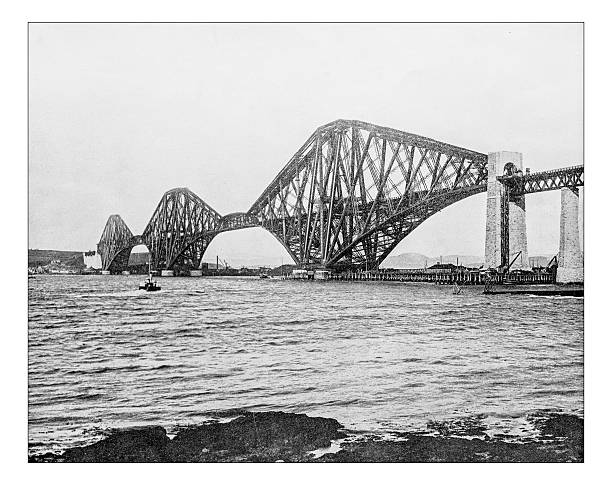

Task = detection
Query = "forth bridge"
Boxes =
[96,119,584,282]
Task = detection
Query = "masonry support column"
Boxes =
[557,188,583,283]
[484,151,530,270]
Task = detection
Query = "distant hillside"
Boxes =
[380,252,428,269]
[201,257,284,269]
[29,249,84,268]
[382,252,566,269]
[30,248,568,271]
[122,249,272,269]
[381,252,484,269]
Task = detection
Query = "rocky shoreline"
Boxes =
[29,411,583,463]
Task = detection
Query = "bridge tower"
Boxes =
[557,187,583,283]
[484,151,530,270]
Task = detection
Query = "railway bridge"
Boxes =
[96,119,583,282]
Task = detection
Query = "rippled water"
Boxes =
[28,275,583,454]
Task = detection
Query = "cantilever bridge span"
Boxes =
[97,119,583,273]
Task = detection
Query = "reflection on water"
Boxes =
[28,275,583,454]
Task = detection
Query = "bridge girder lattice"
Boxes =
[247,120,488,269]
[97,214,135,272]
[141,188,222,271]
[96,119,583,273]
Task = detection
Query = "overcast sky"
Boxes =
[28,23,583,262]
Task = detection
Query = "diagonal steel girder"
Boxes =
[498,165,584,196]
[98,189,225,273]
[97,214,135,272]
[141,188,222,271]
[247,119,488,270]
[97,120,582,273]
[98,121,488,272]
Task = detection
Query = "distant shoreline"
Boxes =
[29,249,567,273]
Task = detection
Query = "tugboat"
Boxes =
[139,259,161,292]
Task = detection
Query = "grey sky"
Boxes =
[28,23,583,263]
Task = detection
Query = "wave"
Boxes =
[28,276,584,455]
[526,294,583,300]
[76,290,149,298]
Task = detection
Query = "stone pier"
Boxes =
[161,270,174,277]
[189,269,203,277]
[557,188,583,283]
[101,270,111,275]
[484,151,530,269]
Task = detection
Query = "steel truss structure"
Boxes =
[141,188,222,272]
[497,165,584,268]
[97,215,137,272]
[248,120,488,269]
[218,212,260,232]
[498,165,584,196]
[97,119,583,273]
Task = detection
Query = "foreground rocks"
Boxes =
[30,411,583,463]
[31,412,345,463]
[166,411,345,462]
[318,415,583,463]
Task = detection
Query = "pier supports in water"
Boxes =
[557,188,583,283]
[485,152,530,270]
[99,268,203,276]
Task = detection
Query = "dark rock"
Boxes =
[538,413,583,441]
[317,412,584,463]
[166,411,345,462]
[537,413,583,459]
[29,451,64,463]
[315,434,581,463]
[62,426,170,463]
[29,411,583,463]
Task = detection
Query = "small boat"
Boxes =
[259,273,270,279]
[139,277,161,292]
[139,258,161,292]
[452,283,462,295]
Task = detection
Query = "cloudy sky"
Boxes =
[29,23,583,263]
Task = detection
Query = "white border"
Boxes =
[4,1,609,483]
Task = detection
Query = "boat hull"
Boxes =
[139,282,161,291]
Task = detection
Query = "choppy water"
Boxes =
[28,275,583,454]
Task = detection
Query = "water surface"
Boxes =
[28,275,583,454]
